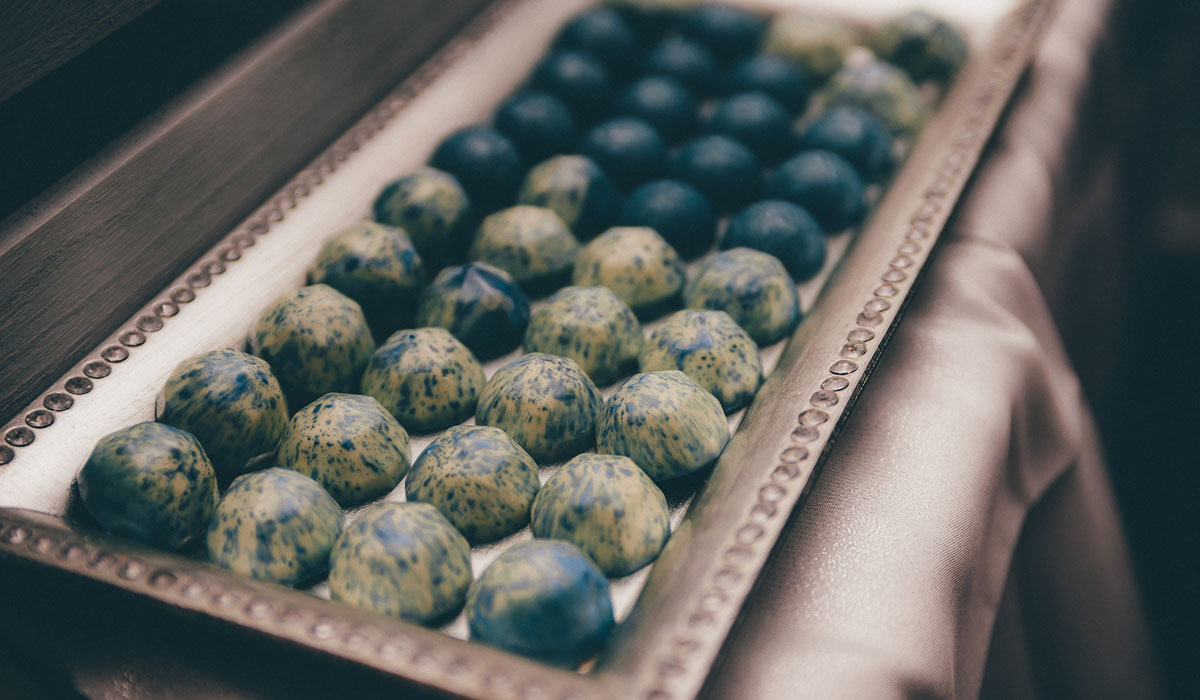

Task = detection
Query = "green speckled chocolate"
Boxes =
[373,167,474,267]
[596,370,729,481]
[824,59,928,133]
[523,286,642,385]
[531,453,669,576]
[276,393,410,505]
[572,226,686,316]
[406,425,539,543]
[517,155,618,239]
[249,284,376,409]
[467,539,614,667]
[307,219,425,336]
[329,502,471,623]
[475,353,602,463]
[361,328,485,433]
[685,248,800,345]
[640,309,762,412]
[157,349,288,478]
[762,13,858,81]
[77,422,218,551]
[205,467,343,585]
[469,205,580,291]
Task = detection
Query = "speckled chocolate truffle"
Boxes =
[618,179,716,259]
[531,453,669,576]
[597,370,729,481]
[329,502,471,623]
[373,167,474,268]
[308,219,425,335]
[475,353,602,463]
[430,126,525,213]
[824,59,927,134]
[581,117,667,191]
[685,248,801,345]
[640,309,762,412]
[799,106,894,181]
[723,53,810,112]
[206,468,343,585]
[360,327,486,433]
[763,13,858,82]
[766,149,866,231]
[467,539,614,667]
[78,422,218,551]
[276,393,410,505]
[517,155,618,239]
[495,90,578,163]
[670,134,762,213]
[870,10,968,83]
[641,36,720,95]
[572,226,686,316]
[249,285,375,409]
[722,199,826,281]
[405,425,539,543]
[524,286,642,385]
[469,205,580,292]
[157,349,288,478]
[705,92,795,163]
[415,263,531,360]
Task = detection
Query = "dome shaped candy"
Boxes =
[78,422,218,550]
[475,353,602,463]
[597,370,730,481]
[157,348,288,478]
[572,226,686,317]
[641,36,720,95]
[467,540,614,667]
[704,92,795,163]
[531,453,670,576]
[206,468,343,585]
[824,59,927,134]
[763,13,858,82]
[523,286,642,385]
[329,502,472,624]
[767,150,866,232]
[430,126,525,213]
[799,106,894,181]
[249,284,375,409]
[685,248,801,345]
[723,53,810,112]
[554,6,639,76]
[495,90,577,163]
[618,179,716,259]
[615,76,699,141]
[517,155,618,240]
[870,10,968,84]
[276,393,410,505]
[416,263,531,360]
[581,117,667,191]
[670,134,762,213]
[640,309,762,412]
[722,199,826,281]
[678,4,765,61]
[406,425,540,543]
[373,167,474,268]
[361,327,486,433]
[531,49,613,118]
[308,219,425,335]
[469,205,580,292]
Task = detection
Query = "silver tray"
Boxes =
[0,1,1054,698]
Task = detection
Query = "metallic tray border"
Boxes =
[0,0,1055,698]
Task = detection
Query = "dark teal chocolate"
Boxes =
[824,59,927,133]
[641,36,720,95]
[670,134,762,213]
[361,327,486,433]
[799,106,894,181]
[495,91,578,164]
[415,262,531,360]
[678,4,765,61]
[580,117,667,191]
[430,126,524,213]
[615,76,698,141]
[766,149,866,231]
[554,6,639,76]
[704,92,795,163]
[723,53,810,112]
[531,49,613,119]
[722,199,826,281]
[618,179,715,259]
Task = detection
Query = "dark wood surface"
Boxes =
[0,0,492,423]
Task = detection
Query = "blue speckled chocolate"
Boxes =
[870,10,968,83]
[429,126,525,214]
[615,76,699,141]
[308,219,425,336]
[722,199,826,281]
[415,262,531,360]
[618,179,716,259]
[517,155,618,240]
[723,53,810,112]
[467,539,614,667]
[554,6,639,76]
[249,285,376,410]
[78,422,218,551]
[799,106,894,181]
[596,370,730,481]
[766,149,866,232]
[328,502,471,623]
[361,327,486,433]
[678,4,765,61]
[705,92,795,163]
[531,49,613,118]
[641,36,720,95]
[205,467,343,585]
[640,309,762,412]
[524,286,642,385]
[685,247,801,345]
[475,353,602,464]
[373,167,474,268]
[157,349,288,478]
[669,134,762,213]
[469,205,580,293]
[406,425,539,543]
[276,393,410,506]
[531,453,670,576]
[495,91,578,163]
[581,117,667,192]
[572,226,686,317]
[763,13,858,81]
[824,59,927,133]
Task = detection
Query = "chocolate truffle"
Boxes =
[618,179,716,259]
[531,49,613,119]
[523,286,643,384]
[824,59,927,133]
[870,10,968,83]
[615,76,699,141]
[416,263,531,360]
[799,106,894,181]
[722,199,826,281]
[705,92,795,163]
[572,226,686,316]
[685,248,800,345]
[766,149,866,231]
[494,90,578,163]
[670,134,762,213]
[430,126,524,213]
[373,168,473,268]
[678,4,765,61]
[554,6,639,76]
[640,309,762,412]
[361,327,486,433]
[641,36,720,95]
[517,155,618,239]
[469,205,579,292]
[580,117,667,191]
[723,53,810,112]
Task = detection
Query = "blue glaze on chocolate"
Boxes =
[517,155,617,240]
[361,327,486,433]
[523,286,642,385]
[615,76,698,142]
[469,205,580,292]
[678,5,765,61]
[475,353,602,464]
[723,54,810,112]
[670,134,762,213]
[406,425,539,543]
[722,199,826,281]
[639,309,762,412]
[467,539,614,667]
[580,117,666,191]
[205,467,343,585]
[704,92,795,163]
[766,149,866,231]
[157,349,288,478]
[685,248,800,345]
[249,284,376,410]
[276,393,410,505]
[641,36,720,95]
[531,49,612,120]
[78,422,218,550]
[618,179,715,259]
[824,59,927,134]
[430,126,525,213]
[328,502,472,623]
[415,262,531,360]
[596,370,729,481]
[494,91,578,164]
[554,6,639,76]
[531,453,670,576]
[799,106,894,181]
[572,226,686,317]
[373,168,474,268]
